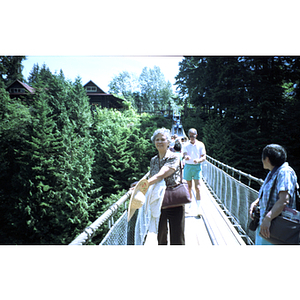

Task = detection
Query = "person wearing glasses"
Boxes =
[249,144,297,245]
[183,128,206,216]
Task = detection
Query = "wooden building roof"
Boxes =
[83,80,124,109]
[6,79,35,95]
[6,79,124,110]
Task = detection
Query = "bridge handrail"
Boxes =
[69,172,150,245]
[206,155,264,187]
[69,191,131,245]
[69,155,264,245]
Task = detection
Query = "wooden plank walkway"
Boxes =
[144,179,245,246]
[200,179,245,245]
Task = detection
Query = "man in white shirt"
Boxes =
[183,128,206,215]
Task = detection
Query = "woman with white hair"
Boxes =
[147,127,185,245]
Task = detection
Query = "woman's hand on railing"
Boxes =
[131,181,139,188]
[130,181,139,191]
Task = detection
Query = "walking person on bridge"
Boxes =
[183,128,206,216]
[147,127,185,245]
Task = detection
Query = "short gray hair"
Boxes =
[151,127,172,144]
[188,128,197,135]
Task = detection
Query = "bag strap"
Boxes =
[264,177,277,217]
[179,159,183,184]
[158,154,183,185]
[295,182,300,211]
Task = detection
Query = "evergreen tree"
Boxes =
[280,57,300,177]
[39,76,95,244]
[91,102,167,198]
[92,106,142,198]
[1,65,96,244]
[0,88,32,243]
[202,117,234,164]
[22,89,67,243]
[27,63,40,85]
[175,56,300,180]
[0,56,26,87]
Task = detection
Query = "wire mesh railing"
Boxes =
[100,199,151,245]
[70,155,264,246]
[69,191,131,245]
[206,156,264,189]
[69,172,150,246]
[202,155,263,244]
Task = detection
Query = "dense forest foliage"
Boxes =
[176,56,300,181]
[0,57,170,244]
[1,56,299,244]
[0,56,25,88]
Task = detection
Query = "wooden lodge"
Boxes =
[6,79,35,100]
[83,80,124,109]
[6,79,124,110]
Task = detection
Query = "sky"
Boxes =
[22,56,184,93]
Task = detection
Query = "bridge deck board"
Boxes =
[144,215,212,246]
[199,179,245,245]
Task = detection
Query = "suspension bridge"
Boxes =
[69,154,262,246]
